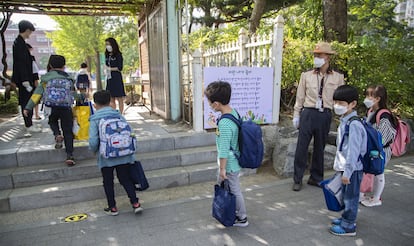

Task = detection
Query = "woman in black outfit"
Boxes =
[105,37,125,114]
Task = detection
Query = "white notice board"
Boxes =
[204,67,274,129]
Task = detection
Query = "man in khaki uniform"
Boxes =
[292,42,345,191]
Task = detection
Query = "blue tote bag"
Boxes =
[212,179,236,227]
[130,161,149,191]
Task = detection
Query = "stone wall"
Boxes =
[262,118,414,178]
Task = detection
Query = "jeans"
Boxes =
[48,107,73,156]
[341,170,363,230]
[101,164,138,208]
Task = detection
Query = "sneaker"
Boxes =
[27,125,42,133]
[329,225,356,236]
[359,193,370,203]
[233,216,249,227]
[132,202,143,214]
[292,182,302,191]
[65,156,76,166]
[104,207,119,216]
[55,135,64,149]
[331,218,342,226]
[361,198,382,207]
[23,130,32,138]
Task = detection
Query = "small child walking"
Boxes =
[24,55,76,166]
[88,90,142,215]
[204,81,248,227]
[330,85,367,236]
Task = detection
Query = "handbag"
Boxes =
[212,179,236,227]
[129,161,149,191]
[73,101,94,140]
[321,172,345,211]
[360,173,374,193]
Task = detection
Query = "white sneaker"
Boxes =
[361,198,382,207]
[23,131,32,138]
[359,194,370,203]
[27,126,42,133]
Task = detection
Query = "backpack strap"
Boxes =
[375,108,394,147]
[375,108,391,126]
[339,116,361,152]
[218,111,242,154]
[339,116,364,162]
[219,111,242,128]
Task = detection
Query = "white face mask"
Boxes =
[106,45,113,52]
[313,57,325,68]
[333,104,348,116]
[363,98,374,108]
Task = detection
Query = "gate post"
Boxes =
[238,28,248,66]
[192,49,204,132]
[271,15,284,124]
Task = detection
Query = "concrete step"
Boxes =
[0,132,216,168]
[0,162,220,211]
[0,145,217,190]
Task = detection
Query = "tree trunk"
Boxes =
[323,0,347,43]
[1,12,11,80]
[95,50,102,91]
[249,0,267,34]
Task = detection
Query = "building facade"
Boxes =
[1,26,55,74]
[395,0,414,28]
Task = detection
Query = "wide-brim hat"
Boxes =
[313,42,336,55]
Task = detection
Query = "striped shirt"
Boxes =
[367,110,396,164]
[216,109,241,173]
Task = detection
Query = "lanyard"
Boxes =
[317,73,326,98]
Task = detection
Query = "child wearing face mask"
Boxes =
[330,85,367,236]
[360,85,397,207]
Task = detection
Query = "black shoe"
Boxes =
[307,178,321,188]
[233,216,249,227]
[292,182,302,191]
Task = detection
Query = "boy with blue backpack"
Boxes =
[89,90,142,216]
[24,55,76,166]
[330,85,367,236]
[205,81,249,227]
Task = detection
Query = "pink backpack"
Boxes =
[376,109,411,157]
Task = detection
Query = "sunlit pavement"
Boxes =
[0,155,412,245]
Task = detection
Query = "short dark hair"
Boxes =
[48,55,66,69]
[93,90,111,106]
[204,81,232,105]
[333,85,359,104]
[18,20,35,33]
[80,62,88,68]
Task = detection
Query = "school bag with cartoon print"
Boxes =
[43,77,74,107]
[375,109,411,157]
[99,117,137,158]
[340,116,385,175]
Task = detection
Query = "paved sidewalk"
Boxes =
[0,105,192,152]
[0,155,413,246]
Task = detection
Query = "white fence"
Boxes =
[181,15,285,131]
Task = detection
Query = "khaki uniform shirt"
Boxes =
[293,69,344,118]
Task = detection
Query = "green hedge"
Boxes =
[0,93,19,114]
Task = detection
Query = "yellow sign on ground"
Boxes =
[63,213,88,223]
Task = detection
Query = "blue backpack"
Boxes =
[99,117,137,158]
[219,112,264,169]
[43,78,74,107]
[339,116,385,175]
